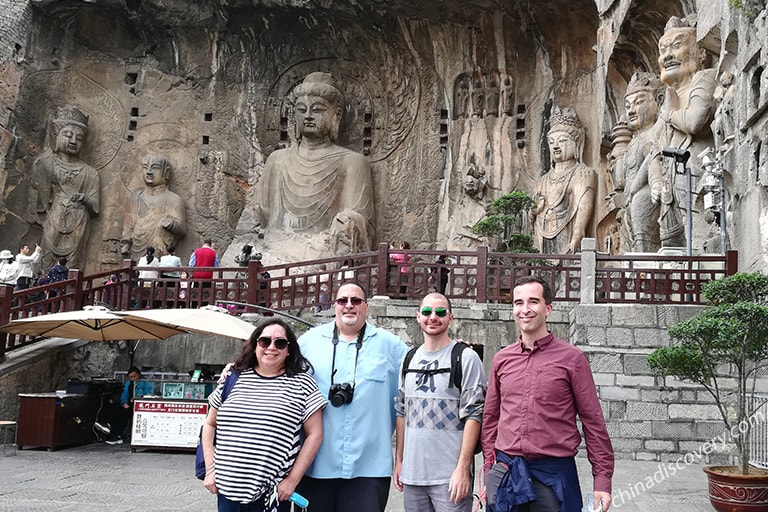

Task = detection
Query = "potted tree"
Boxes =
[647,272,768,511]
[470,190,537,253]
[470,191,544,300]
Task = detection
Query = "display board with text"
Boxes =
[130,399,208,451]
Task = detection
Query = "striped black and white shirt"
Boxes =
[209,369,325,504]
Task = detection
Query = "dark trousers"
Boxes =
[296,476,390,512]
[217,494,290,512]
[15,276,32,290]
[487,476,560,512]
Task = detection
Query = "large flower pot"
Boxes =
[704,466,768,511]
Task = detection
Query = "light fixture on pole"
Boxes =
[661,147,692,257]
[699,147,727,254]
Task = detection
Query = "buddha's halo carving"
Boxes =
[262,58,419,163]
[15,69,125,170]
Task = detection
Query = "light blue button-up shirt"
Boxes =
[299,321,408,479]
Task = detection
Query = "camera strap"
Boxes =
[330,323,366,387]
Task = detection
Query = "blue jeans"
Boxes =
[217,494,290,512]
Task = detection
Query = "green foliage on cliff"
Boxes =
[470,191,537,253]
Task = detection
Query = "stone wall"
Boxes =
[0,0,31,69]
[571,303,761,464]
[3,298,751,463]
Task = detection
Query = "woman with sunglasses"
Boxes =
[201,318,326,512]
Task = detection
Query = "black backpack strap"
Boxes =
[402,346,452,378]
[402,343,469,391]
[401,347,419,381]
[449,342,468,391]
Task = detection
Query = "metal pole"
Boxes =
[719,169,727,253]
[686,162,692,257]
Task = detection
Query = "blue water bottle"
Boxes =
[581,494,602,512]
[289,492,309,509]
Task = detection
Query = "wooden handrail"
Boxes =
[0,245,736,361]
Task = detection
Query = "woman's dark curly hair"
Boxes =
[233,318,313,377]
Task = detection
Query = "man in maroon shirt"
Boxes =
[482,275,614,512]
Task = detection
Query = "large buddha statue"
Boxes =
[31,105,100,270]
[256,72,376,264]
[120,153,187,261]
[531,107,596,254]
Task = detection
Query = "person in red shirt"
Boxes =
[482,275,614,512]
[188,238,219,306]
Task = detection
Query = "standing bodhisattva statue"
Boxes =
[618,72,666,253]
[257,72,376,263]
[531,107,597,254]
[31,105,100,270]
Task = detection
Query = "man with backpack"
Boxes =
[393,293,487,512]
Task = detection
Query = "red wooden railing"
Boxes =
[0,245,737,361]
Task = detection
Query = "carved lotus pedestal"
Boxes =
[704,466,768,511]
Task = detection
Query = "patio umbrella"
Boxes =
[0,306,186,341]
[117,305,256,341]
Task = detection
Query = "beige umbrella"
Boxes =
[0,306,186,341]
[117,305,256,341]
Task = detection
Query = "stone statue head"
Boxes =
[624,72,665,132]
[292,72,344,142]
[50,105,89,157]
[141,153,171,187]
[547,106,585,165]
[658,16,709,87]
[463,162,487,199]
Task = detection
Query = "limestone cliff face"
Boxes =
[0,0,766,273]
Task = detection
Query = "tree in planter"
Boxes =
[647,272,768,475]
[470,191,537,253]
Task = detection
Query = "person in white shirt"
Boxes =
[159,245,182,278]
[15,244,43,290]
[0,250,20,286]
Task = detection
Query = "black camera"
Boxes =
[328,383,355,407]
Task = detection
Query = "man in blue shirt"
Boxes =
[297,282,408,512]
[102,366,154,445]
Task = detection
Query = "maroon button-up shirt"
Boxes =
[482,332,614,493]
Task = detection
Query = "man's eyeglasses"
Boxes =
[256,337,289,349]
[335,297,366,306]
[420,307,449,318]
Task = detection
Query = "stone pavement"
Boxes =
[0,440,713,512]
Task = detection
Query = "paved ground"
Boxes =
[0,439,713,512]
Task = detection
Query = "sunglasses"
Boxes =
[335,296,366,306]
[256,337,289,349]
[420,307,449,318]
